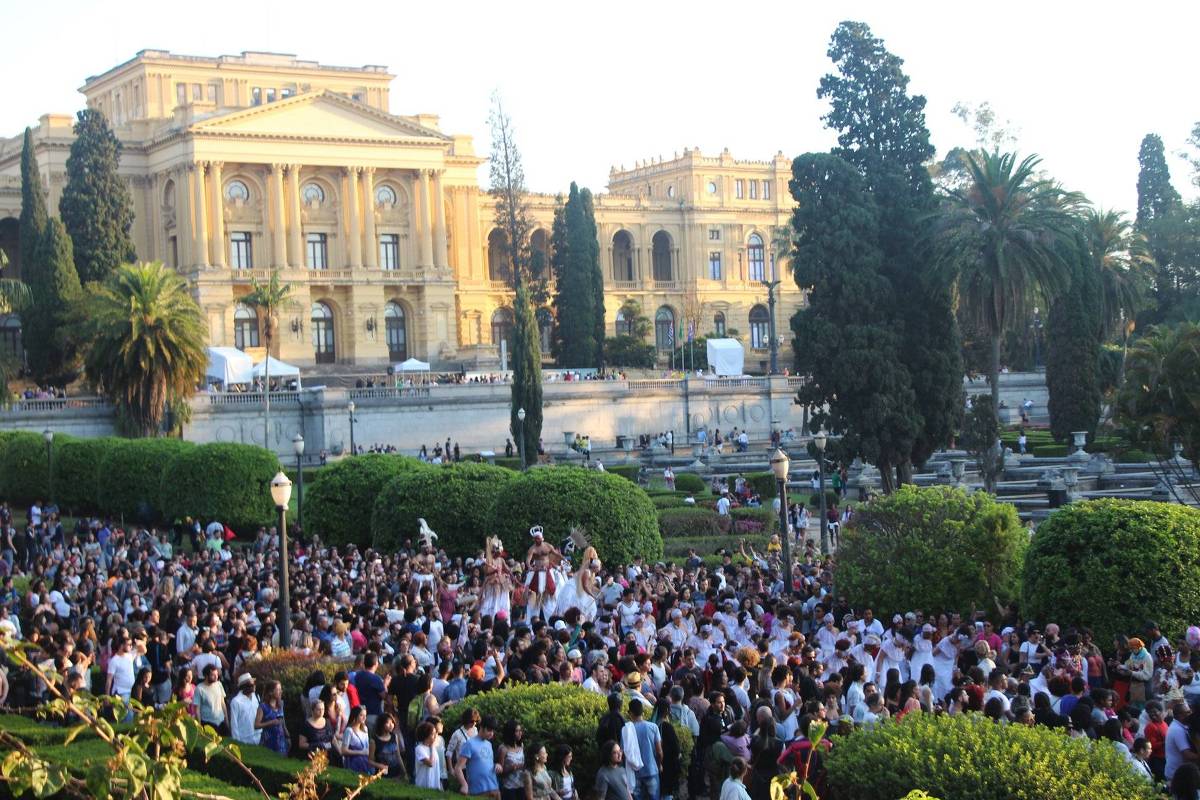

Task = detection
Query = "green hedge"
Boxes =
[303,454,429,547]
[605,463,640,483]
[838,486,1026,619]
[652,494,689,509]
[52,436,121,515]
[160,443,279,533]
[1024,499,1200,650]
[97,438,196,523]
[730,507,779,535]
[661,534,766,559]
[1032,444,1070,457]
[493,456,523,471]
[824,713,1155,800]
[0,431,64,507]
[487,467,661,565]
[746,471,777,498]
[809,491,840,509]
[657,507,727,538]
[372,462,516,556]
[673,472,707,494]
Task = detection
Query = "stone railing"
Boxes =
[347,386,432,401]
[786,376,806,390]
[205,391,301,406]
[704,376,768,389]
[230,268,271,283]
[652,280,678,291]
[626,379,684,392]
[611,280,640,291]
[2,396,112,413]
[488,280,514,292]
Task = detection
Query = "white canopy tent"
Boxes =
[252,356,301,384]
[205,347,254,387]
[395,357,431,372]
[394,357,431,385]
[706,338,745,376]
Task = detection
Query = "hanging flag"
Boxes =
[666,324,675,347]
[687,321,695,342]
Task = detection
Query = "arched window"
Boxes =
[488,229,510,284]
[748,233,766,282]
[713,312,726,338]
[302,183,325,205]
[491,308,514,350]
[224,180,249,203]
[655,307,675,352]
[312,302,335,364]
[385,301,407,361]
[612,231,634,282]
[233,305,259,350]
[652,231,673,283]
[163,180,177,209]
[376,185,398,207]
[529,229,549,280]
[749,305,771,350]
[536,308,553,352]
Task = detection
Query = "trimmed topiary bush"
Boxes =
[657,507,726,538]
[52,436,121,515]
[97,438,196,523]
[824,712,1156,800]
[652,494,689,509]
[372,462,516,556]
[1024,499,1200,649]
[605,463,640,483]
[487,467,662,565]
[809,491,840,510]
[159,443,278,533]
[0,431,64,507]
[673,472,707,494]
[839,486,1026,618]
[493,456,523,471]
[746,471,777,498]
[303,454,429,547]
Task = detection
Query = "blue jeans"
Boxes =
[634,773,659,800]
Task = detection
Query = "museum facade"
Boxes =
[0,50,802,371]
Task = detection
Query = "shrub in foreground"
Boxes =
[1024,499,1200,648]
[657,507,727,538]
[0,431,65,506]
[673,472,707,494]
[303,454,429,547]
[97,438,196,522]
[159,442,278,533]
[825,712,1156,800]
[51,436,120,515]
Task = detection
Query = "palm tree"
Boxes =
[241,269,293,450]
[1118,322,1200,470]
[83,262,207,436]
[930,150,1085,415]
[1081,208,1154,381]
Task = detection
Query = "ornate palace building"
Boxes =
[0,50,802,371]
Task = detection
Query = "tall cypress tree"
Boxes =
[59,108,136,284]
[511,276,543,468]
[1136,133,1186,322]
[25,219,82,383]
[1046,242,1103,442]
[551,183,600,367]
[1136,134,1181,230]
[19,128,48,274]
[583,189,606,369]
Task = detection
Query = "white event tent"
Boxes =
[705,338,745,376]
[205,347,254,388]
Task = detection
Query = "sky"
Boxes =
[2,0,1196,213]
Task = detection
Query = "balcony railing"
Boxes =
[611,280,640,291]
[651,280,678,291]
[787,376,806,390]
[347,386,432,401]
[488,280,515,292]
[2,397,112,413]
[705,376,768,389]
[206,391,301,406]
[231,268,271,283]
[626,379,684,392]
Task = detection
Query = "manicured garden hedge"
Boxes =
[97,438,196,522]
[673,472,707,494]
[1024,499,1200,649]
[372,462,516,556]
[50,436,121,515]
[303,454,429,547]
[730,506,779,535]
[652,494,689,509]
[487,467,661,565]
[824,713,1156,800]
[0,431,69,507]
[493,456,523,471]
[746,471,777,498]
[605,463,640,483]
[839,486,1026,618]
[160,443,279,533]
[657,507,727,538]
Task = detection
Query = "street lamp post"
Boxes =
[761,280,781,375]
[516,407,526,470]
[292,433,305,534]
[814,430,830,556]
[1032,306,1043,369]
[770,447,791,596]
[348,401,357,456]
[269,471,293,652]
[43,429,54,506]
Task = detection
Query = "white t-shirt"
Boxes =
[107,652,136,699]
[1165,719,1192,780]
[984,688,1011,713]
[717,497,731,516]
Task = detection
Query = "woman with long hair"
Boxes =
[255,679,288,755]
[341,705,373,774]
[498,719,527,800]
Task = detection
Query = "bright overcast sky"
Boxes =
[3,0,1196,214]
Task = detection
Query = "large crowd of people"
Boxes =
[0,493,1196,799]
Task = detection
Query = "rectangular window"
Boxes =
[735,180,744,199]
[352,92,365,103]
[306,233,328,269]
[281,87,294,99]
[191,83,202,100]
[169,236,178,269]
[176,83,186,106]
[251,87,262,106]
[230,232,253,269]
[763,180,772,200]
[749,180,758,199]
[206,84,218,102]
[266,88,277,103]
[708,228,721,241]
[709,252,722,280]
[379,234,400,270]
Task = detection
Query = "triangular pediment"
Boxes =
[190,91,449,143]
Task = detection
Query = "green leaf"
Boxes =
[63,723,89,746]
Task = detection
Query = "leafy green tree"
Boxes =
[82,262,207,436]
[511,276,543,468]
[551,183,600,367]
[1046,243,1104,442]
[1084,208,1153,339]
[603,335,655,368]
[242,269,294,448]
[817,20,961,482]
[931,151,1082,415]
[960,394,1002,493]
[585,189,606,369]
[59,108,136,284]
[18,128,47,272]
[0,250,31,398]
[1118,322,1200,468]
[24,219,82,383]
[1136,134,1181,230]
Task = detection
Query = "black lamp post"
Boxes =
[761,279,781,375]
[292,433,305,534]
[814,430,830,556]
[269,471,293,652]
[43,428,54,506]
[770,447,791,595]
[516,407,526,470]
[348,401,357,456]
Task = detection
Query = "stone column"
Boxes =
[192,162,209,268]
[208,161,226,268]
[417,169,434,268]
[362,167,378,268]
[287,165,303,268]
[432,170,448,269]
[270,164,287,268]
[345,166,362,267]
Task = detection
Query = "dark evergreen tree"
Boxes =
[59,109,136,284]
[551,183,600,367]
[789,152,918,493]
[813,20,961,482]
[1136,134,1181,230]
[1046,242,1103,442]
[24,219,82,383]
[548,200,568,362]
[1135,134,1191,324]
[583,189,606,369]
[510,276,543,468]
[19,128,47,273]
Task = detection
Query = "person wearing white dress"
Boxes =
[933,629,965,700]
[909,625,936,687]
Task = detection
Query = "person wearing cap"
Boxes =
[621,671,653,707]
[230,672,261,745]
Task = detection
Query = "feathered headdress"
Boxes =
[417,518,439,549]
